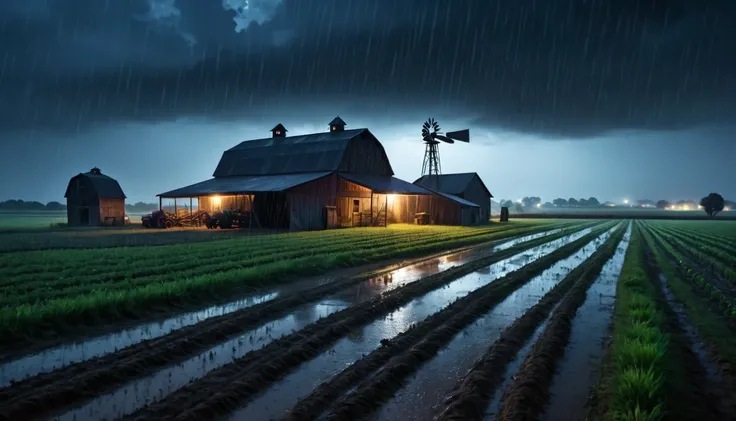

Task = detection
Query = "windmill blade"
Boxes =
[445,129,470,142]
[434,135,455,144]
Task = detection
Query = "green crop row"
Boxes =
[0,222,584,307]
[641,224,736,322]
[0,221,599,344]
[651,225,736,269]
[606,222,667,421]
[0,221,563,278]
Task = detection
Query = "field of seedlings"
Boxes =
[1,218,735,421]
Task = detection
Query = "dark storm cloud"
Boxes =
[0,0,734,137]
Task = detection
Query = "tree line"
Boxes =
[0,200,159,212]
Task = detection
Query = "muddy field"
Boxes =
[1,219,735,421]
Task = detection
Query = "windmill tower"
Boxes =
[421,118,470,176]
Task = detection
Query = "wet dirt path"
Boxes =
[370,230,614,421]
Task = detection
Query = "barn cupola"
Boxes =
[329,116,346,133]
[271,123,287,138]
[90,167,102,175]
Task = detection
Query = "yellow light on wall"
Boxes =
[212,195,222,208]
[387,194,397,206]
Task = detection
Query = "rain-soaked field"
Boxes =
[1,219,736,421]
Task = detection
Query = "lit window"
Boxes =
[332,126,336,131]
[275,131,281,135]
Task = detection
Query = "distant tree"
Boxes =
[578,198,588,207]
[45,201,65,211]
[521,196,542,209]
[568,198,578,207]
[656,200,670,209]
[512,202,525,213]
[0,199,49,211]
[587,197,600,207]
[553,198,568,207]
[700,193,725,217]
[499,200,514,208]
[542,202,554,209]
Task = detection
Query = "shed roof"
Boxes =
[339,173,431,195]
[157,172,331,198]
[414,172,493,198]
[64,169,126,199]
[213,128,393,177]
[433,191,480,207]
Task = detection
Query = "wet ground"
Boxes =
[371,229,613,421]
[541,223,631,421]
[1,228,563,387]
[43,227,576,421]
[225,228,595,421]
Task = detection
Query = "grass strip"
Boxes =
[0,224,595,420]
[434,225,625,421]
[0,223,586,346]
[125,223,616,421]
[587,222,668,421]
[496,225,627,420]
[324,225,625,421]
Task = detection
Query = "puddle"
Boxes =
[1,228,563,386]
[484,319,550,420]
[50,228,589,421]
[370,230,614,421]
[225,228,600,421]
[541,223,631,421]
[51,302,348,421]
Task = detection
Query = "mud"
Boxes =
[317,227,620,421]
[497,228,627,420]
[123,225,613,421]
[541,224,632,421]
[434,224,625,421]
[369,230,617,421]
[1,228,582,421]
[274,231,609,421]
[641,234,724,421]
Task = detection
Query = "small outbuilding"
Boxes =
[64,167,127,226]
[414,172,493,223]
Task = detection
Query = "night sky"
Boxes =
[1,0,734,204]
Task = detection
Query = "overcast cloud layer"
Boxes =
[0,0,734,203]
[1,0,735,137]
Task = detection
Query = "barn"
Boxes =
[414,173,493,224]
[158,117,485,231]
[64,167,127,226]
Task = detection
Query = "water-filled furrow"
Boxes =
[369,230,613,421]
[223,229,596,421]
[50,228,591,421]
[541,224,631,421]
[2,229,562,386]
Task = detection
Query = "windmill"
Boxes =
[421,118,470,176]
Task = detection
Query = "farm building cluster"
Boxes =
[65,117,492,230]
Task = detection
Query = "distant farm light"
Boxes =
[623,199,629,205]
[536,203,542,208]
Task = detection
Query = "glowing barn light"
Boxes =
[387,194,397,206]
[212,196,222,207]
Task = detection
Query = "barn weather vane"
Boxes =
[421,118,470,176]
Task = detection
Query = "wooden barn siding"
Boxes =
[198,195,253,213]
[99,198,126,225]
[287,174,337,231]
[463,176,491,223]
[66,176,101,226]
[337,177,372,227]
[387,195,420,224]
[338,133,393,176]
[417,195,462,225]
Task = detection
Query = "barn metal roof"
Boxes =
[157,172,332,198]
[414,173,493,198]
[433,191,480,207]
[339,173,432,195]
[64,169,126,199]
[213,128,393,177]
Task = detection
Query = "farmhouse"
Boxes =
[64,167,127,226]
[158,117,490,231]
[414,173,493,224]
